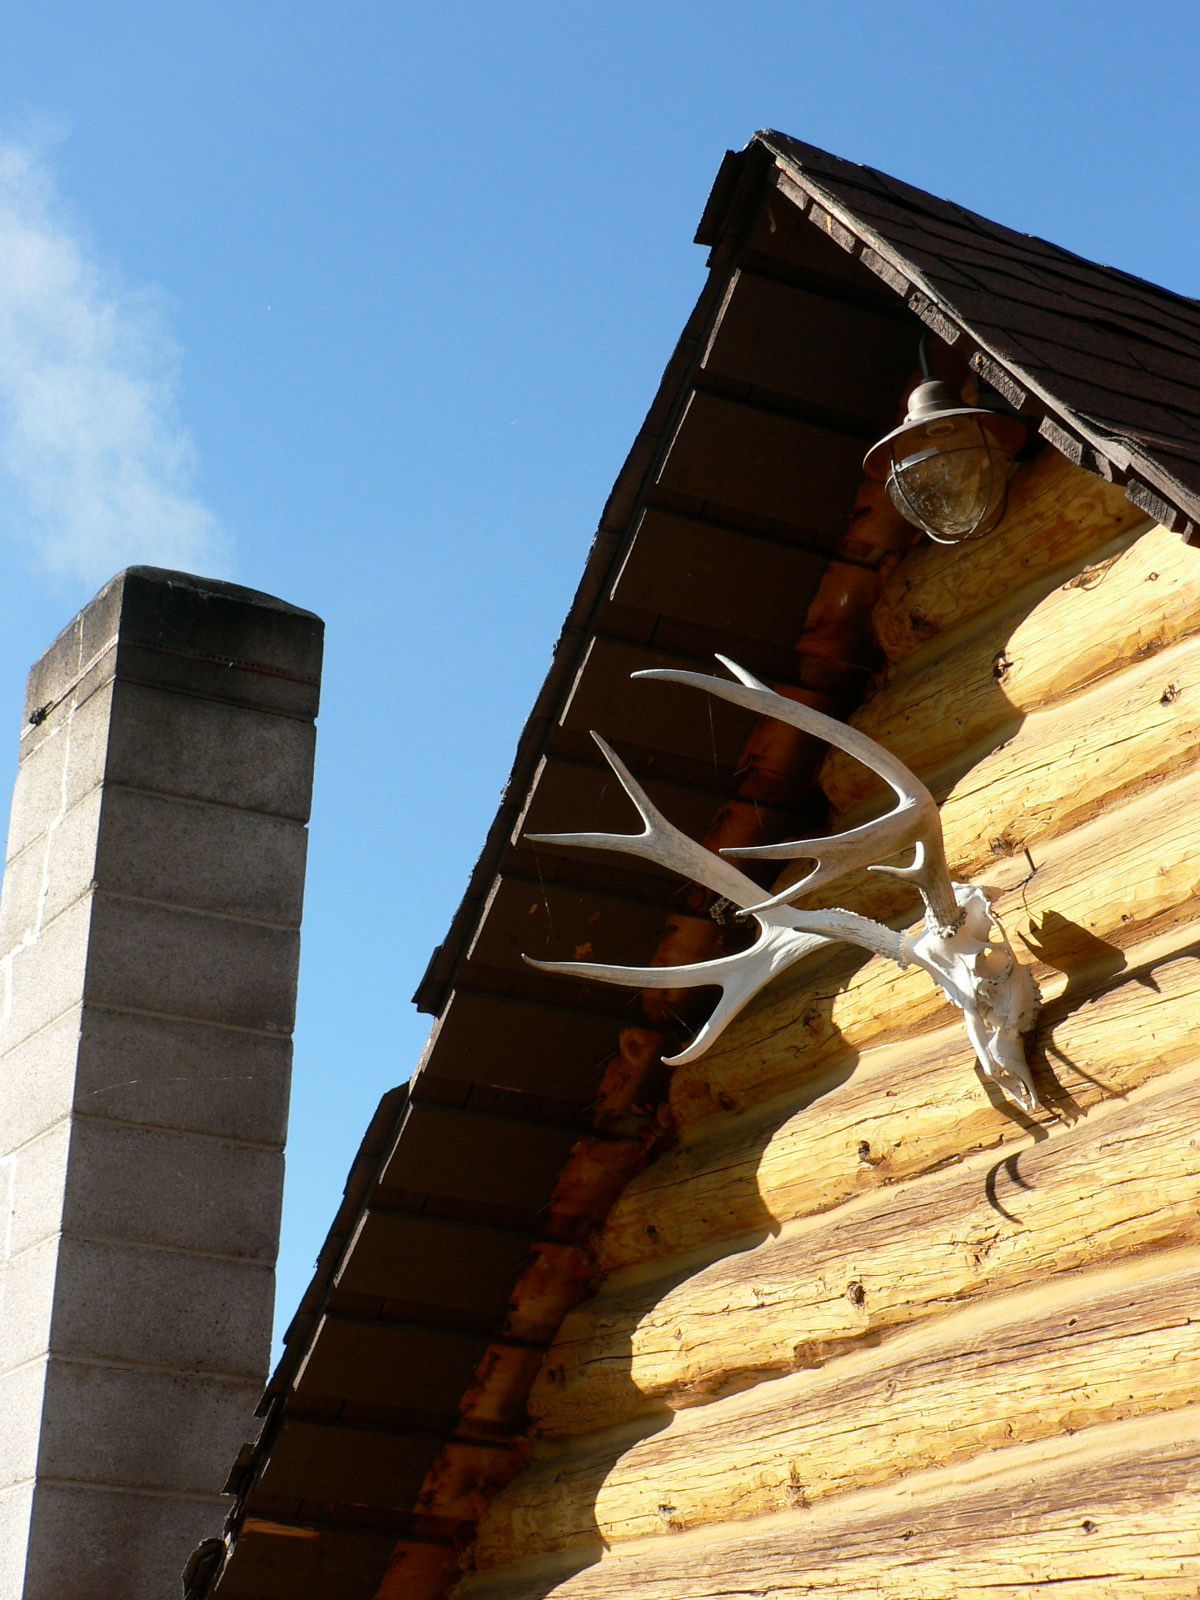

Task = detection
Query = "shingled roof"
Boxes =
[749,131,1200,533]
[197,132,1198,1600]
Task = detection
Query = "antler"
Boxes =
[523,660,1039,1109]
[524,731,903,1064]
[636,656,960,929]
[527,732,769,916]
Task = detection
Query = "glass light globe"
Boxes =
[865,380,1026,544]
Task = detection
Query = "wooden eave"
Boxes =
[198,133,1200,1600]
[744,132,1200,537]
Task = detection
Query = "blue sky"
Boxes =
[1,0,1198,1350]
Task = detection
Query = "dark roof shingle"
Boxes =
[756,130,1200,527]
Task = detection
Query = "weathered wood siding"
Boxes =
[454,453,1200,1597]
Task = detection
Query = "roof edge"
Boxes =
[750,131,1200,537]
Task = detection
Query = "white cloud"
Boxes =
[0,132,230,584]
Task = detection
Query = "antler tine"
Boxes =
[633,657,958,927]
[521,721,913,1065]
[525,922,835,1065]
[637,656,937,810]
[523,732,766,912]
[870,838,930,883]
[522,950,731,993]
[719,814,928,911]
[524,663,1040,1112]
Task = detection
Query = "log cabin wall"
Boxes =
[197,134,1200,1600]
[453,452,1200,1598]
[202,151,928,1600]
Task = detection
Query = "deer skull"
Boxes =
[524,657,1040,1113]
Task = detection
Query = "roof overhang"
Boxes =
[198,130,1193,1600]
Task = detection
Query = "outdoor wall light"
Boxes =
[864,378,1028,544]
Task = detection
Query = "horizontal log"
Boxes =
[872,447,1148,665]
[669,760,1200,1130]
[725,570,1200,945]
[460,1343,547,1431]
[476,1247,1200,1566]
[823,518,1200,814]
[676,631,1200,1099]
[870,629,1200,879]
[374,1539,462,1600]
[600,946,1200,1275]
[530,1062,1200,1437]
[458,1408,1200,1599]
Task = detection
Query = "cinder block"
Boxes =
[0,568,321,1598]
[20,571,125,730]
[23,1479,224,1600]
[105,679,316,819]
[5,1123,70,1257]
[0,1482,35,1600]
[83,894,300,1032]
[118,640,320,717]
[0,1010,82,1154]
[73,1007,291,1145]
[0,838,46,958]
[5,684,111,864]
[0,1235,58,1374]
[0,894,92,1058]
[0,787,101,955]
[117,567,322,673]
[48,1236,273,1377]
[113,567,322,718]
[24,568,323,728]
[94,787,308,924]
[61,1119,283,1261]
[0,1004,283,1162]
[5,722,65,865]
[37,1358,261,1494]
[0,1364,48,1491]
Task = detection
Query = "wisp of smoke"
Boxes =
[0,134,231,585]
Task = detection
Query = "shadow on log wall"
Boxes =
[451,459,1200,1597]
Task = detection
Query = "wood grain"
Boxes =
[475,1248,1200,1565]
[601,947,1200,1274]
[456,1408,1200,1599]
[823,518,1200,814]
[670,760,1200,1130]
[872,445,1148,665]
[670,534,1200,1127]
[856,627,1200,878]
[530,1062,1200,1437]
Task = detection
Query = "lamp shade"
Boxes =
[864,380,1027,543]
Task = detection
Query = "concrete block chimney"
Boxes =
[0,569,322,1599]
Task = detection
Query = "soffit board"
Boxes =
[750,130,1200,535]
[202,145,919,1600]
[199,130,1200,1597]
